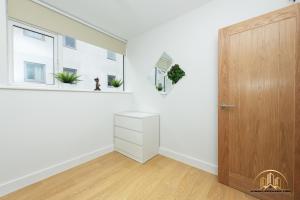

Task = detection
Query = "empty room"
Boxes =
[0,0,299,200]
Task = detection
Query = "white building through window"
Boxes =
[59,35,124,91]
[107,75,116,87]
[63,36,76,49]
[11,23,55,85]
[107,50,116,61]
[24,61,46,83]
[9,21,125,91]
[63,67,77,74]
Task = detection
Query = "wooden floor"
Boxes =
[1,152,258,200]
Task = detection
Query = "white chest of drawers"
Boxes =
[114,112,160,163]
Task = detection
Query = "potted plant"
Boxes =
[54,72,81,89]
[111,79,123,89]
[167,64,185,84]
[156,83,163,91]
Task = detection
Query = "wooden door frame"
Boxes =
[218,3,300,200]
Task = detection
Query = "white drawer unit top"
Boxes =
[114,111,160,163]
[115,111,160,118]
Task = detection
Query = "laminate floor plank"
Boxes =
[1,152,258,200]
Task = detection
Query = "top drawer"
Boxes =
[114,115,143,132]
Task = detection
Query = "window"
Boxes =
[10,22,56,85]
[63,36,76,49]
[9,20,125,91]
[107,51,116,61]
[24,62,45,83]
[23,29,45,41]
[60,35,124,91]
[63,67,77,74]
[107,75,116,87]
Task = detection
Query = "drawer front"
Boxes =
[114,138,143,159]
[115,115,143,132]
[115,126,143,146]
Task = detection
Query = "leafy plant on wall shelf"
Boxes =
[55,72,81,84]
[167,64,185,84]
[156,83,163,91]
[111,79,123,88]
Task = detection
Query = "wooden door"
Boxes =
[218,5,298,200]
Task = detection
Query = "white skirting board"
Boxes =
[159,147,218,175]
[0,145,114,197]
[1,145,217,197]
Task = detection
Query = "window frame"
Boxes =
[8,20,58,87]
[23,29,45,41]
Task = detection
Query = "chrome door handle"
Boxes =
[220,103,236,109]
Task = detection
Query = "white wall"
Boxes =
[127,0,297,174]
[0,0,7,84]
[0,89,134,196]
[0,0,298,196]
[0,0,133,196]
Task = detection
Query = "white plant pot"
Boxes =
[58,82,77,90]
[112,86,123,92]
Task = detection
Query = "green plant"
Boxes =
[156,83,163,91]
[111,79,123,88]
[167,64,185,84]
[54,72,81,84]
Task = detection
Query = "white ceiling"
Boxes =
[39,0,211,41]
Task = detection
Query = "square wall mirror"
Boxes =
[149,52,185,95]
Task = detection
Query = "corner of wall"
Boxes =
[159,147,218,175]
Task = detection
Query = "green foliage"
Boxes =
[167,64,185,84]
[54,72,81,84]
[111,79,123,88]
[156,83,163,91]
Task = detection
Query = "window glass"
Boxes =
[63,67,77,74]
[24,61,45,83]
[63,36,76,49]
[10,21,124,91]
[23,29,45,41]
[107,75,116,87]
[12,25,55,85]
[59,35,124,91]
[107,50,116,61]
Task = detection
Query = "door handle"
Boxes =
[220,103,236,109]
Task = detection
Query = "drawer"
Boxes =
[114,138,143,159]
[115,115,143,132]
[115,126,143,146]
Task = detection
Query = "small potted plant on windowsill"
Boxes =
[54,72,81,89]
[111,79,123,91]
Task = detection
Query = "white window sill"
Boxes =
[0,85,132,94]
